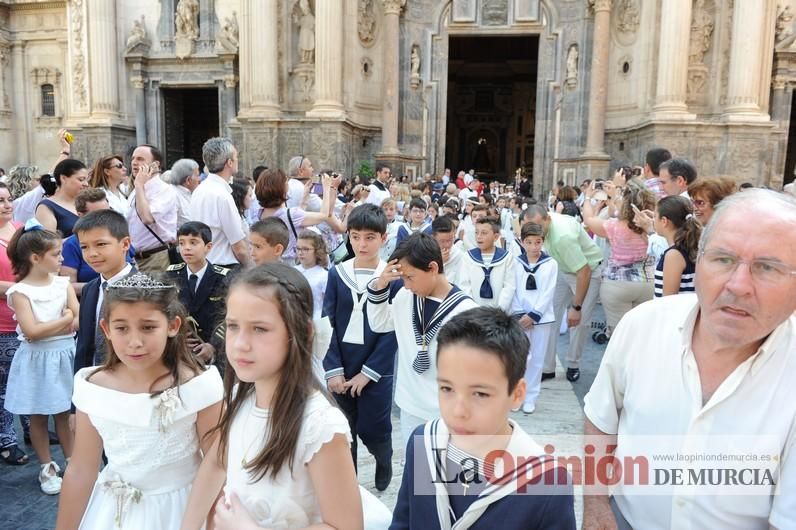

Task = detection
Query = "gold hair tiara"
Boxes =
[108,272,175,290]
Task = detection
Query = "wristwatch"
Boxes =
[572,304,582,312]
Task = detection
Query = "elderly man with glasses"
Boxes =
[583,189,796,530]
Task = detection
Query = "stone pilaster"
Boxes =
[86,0,119,121]
[132,78,146,145]
[723,0,772,121]
[379,0,405,156]
[307,0,345,118]
[238,0,279,119]
[579,0,612,177]
[651,0,695,120]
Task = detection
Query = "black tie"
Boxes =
[188,274,198,295]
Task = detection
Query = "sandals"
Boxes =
[0,444,29,465]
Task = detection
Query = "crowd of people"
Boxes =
[0,129,793,530]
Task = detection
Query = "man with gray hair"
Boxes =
[287,154,322,211]
[190,137,250,267]
[168,158,200,226]
[583,189,796,529]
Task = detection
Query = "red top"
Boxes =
[0,222,21,333]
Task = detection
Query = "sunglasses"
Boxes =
[692,199,708,208]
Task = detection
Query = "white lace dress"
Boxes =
[72,366,224,530]
[225,389,392,529]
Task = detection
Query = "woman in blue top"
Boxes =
[34,159,89,238]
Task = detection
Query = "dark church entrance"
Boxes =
[162,87,220,168]
[445,35,538,183]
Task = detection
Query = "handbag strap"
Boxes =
[132,196,168,248]
[285,208,299,239]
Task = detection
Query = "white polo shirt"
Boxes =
[584,294,796,530]
[190,173,246,265]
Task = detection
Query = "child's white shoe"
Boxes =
[39,461,62,495]
[521,403,536,415]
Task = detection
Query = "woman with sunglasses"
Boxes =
[687,176,737,226]
[90,154,129,216]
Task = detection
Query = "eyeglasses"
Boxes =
[692,199,708,208]
[296,246,313,253]
[699,248,796,285]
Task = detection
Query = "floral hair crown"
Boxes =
[108,272,175,291]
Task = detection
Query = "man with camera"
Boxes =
[287,155,323,212]
[127,144,178,272]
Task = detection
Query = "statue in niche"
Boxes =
[358,0,377,46]
[688,0,714,65]
[175,0,200,40]
[125,15,150,53]
[776,5,793,43]
[295,0,315,64]
[566,44,578,88]
[216,11,239,53]
[615,0,640,34]
[410,45,421,89]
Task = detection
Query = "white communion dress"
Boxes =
[225,388,393,529]
[72,366,224,530]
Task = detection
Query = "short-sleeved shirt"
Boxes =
[6,275,72,341]
[543,213,603,274]
[584,295,796,530]
[190,173,246,265]
[126,176,178,252]
[61,234,136,283]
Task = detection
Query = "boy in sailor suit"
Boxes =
[389,307,575,530]
[459,217,516,311]
[509,222,558,414]
[323,204,398,492]
[367,232,478,447]
[395,197,433,245]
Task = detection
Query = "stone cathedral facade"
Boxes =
[2,0,796,198]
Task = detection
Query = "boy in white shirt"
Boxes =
[431,216,466,288]
[460,216,516,311]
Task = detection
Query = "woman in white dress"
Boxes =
[181,264,391,530]
[55,273,223,530]
[90,155,129,217]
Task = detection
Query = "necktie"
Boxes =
[480,267,493,299]
[526,273,537,290]
[188,274,198,295]
[93,281,108,365]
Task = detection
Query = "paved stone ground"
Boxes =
[0,307,608,530]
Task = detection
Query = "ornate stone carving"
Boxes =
[588,0,613,13]
[175,0,199,59]
[358,0,377,47]
[294,0,315,65]
[125,16,151,54]
[776,5,793,44]
[291,66,315,103]
[69,0,87,110]
[0,45,10,109]
[216,11,239,53]
[482,0,509,26]
[615,0,640,34]
[382,0,406,16]
[410,45,421,89]
[688,0,714,65]
[772,75,787,90]
[566,44,579,88]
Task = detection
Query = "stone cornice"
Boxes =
[1,1,66,10]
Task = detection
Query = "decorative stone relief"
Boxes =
[776,5,793,44]
[290,0,315,105]
[358,0,377,47]
[294,0,315,65]
[382,0,406,16]
[588,0,614,13]
[125,16,151,55]
[613,0,640,45]
[175,0,199,59]
[69,0,87,110]
[719,1,733,105]
[410,45,421,89]
[565,44,579,89]
[688,0,714,66]
[0,45,9,109]
[482,0,509,26]
[216,11,239,53]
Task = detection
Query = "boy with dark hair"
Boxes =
[323,203,398,491]
[166,221,230,365]
[249,217,288,265]
[460,216,516,310]
[390,307,576,529]
[72,210,134,373]
[431,216,465,287]
[509,222,558,413]
[368,232,478,447]
[459,202,489,250]
[395,197,432,245]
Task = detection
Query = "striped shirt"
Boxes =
[654,245,695,297]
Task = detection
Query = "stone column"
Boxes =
[86,0,119,120]
[380,0,405,156]
[133,78,146,145]
[224,75,237,127]
[582,0,612,159]
[723,0,770,120]
[651,0,694,119]
[308,0,345,118]
[239,0,279,118]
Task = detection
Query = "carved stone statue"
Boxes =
[615,0,640,34]
[358,0,377,46]
[216,11,239,53]
[566,44,579,88]
[410,45,421,89]
[688,0,714,65]
[776,5,793,43]
[296,0,315,64]
[125,16,150,53]
[175,0,200,40]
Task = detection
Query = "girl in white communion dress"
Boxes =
[55,273,223,530]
